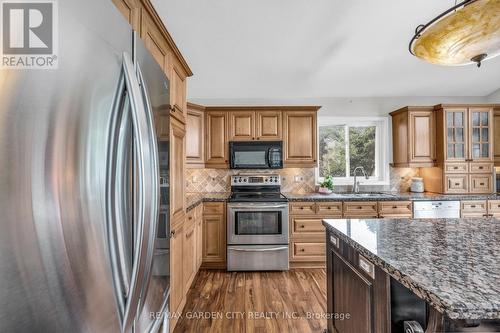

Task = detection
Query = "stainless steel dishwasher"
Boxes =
[413,201,461,219]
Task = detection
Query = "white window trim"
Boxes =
[316,116,390,186]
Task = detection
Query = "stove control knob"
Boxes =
[243,179,247,182]
[238,177,242,183]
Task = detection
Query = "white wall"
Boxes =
[189,96,489,117]
[487,88,500,103]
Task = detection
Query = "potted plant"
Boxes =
[318,176,334,194]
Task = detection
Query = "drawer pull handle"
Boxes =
[328,207,332,210]
[300,248,305,252]
[454,167,458,170]
[300,225,305,228]
[358,255,375,279]
[300,207,304,210]
[392,206,398,209]
[479,166,484,169]
[358,206,363,210]
[480,183,485,186]
[455,183,460,186]
[471,205,476,208]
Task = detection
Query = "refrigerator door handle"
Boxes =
[134,63,160,309]
[106,52,154,332]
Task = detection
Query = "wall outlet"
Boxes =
[294,175,303,183]
[191,176,198,183]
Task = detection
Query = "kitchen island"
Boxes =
[322,217,500,333]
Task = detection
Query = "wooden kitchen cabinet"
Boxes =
[186,103,205,167]
[330,249,374,333]
[205,111,229,168]
[171,59,188,123]
[195,204,203,270]
[111,0,140,30]
[291,241,326,262]
[170,118,186,226]
[202,202,226,268]
[468,108,493,162]
[461,200,488,217]
[487,200,500,217]
[141,9,172,77]
[183,221,196,293]
[154,112,170,140]
[170,223,184,316]
[390,107,436,167]
[283,110,318,167]
[378,201,412,218]
[343,202,379,218]
[256,110,282,140]
[228,111,255,141]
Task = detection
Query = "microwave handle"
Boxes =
[266,148,271,166]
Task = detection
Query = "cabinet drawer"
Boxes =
[203,202,224,215]
[291,217,325,236]
[469,162,493,174]
[289,202,316,215]
[316,202,343,217]
[469,174,493,194]
[461,200,487,217]
[343,202,378,218]
[378,201,412,218]
[444,163,468,173]
[444,174,468,194]
[291,241,326,261]
[488,200,500,217]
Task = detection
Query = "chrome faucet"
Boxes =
[353,166,369,193]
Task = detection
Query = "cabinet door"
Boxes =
[202,214,226,263]
[469,108,493,161]
[196,205,203,269]
[494,110,500,165]
[186,108,204,166]
[229,111,255,141]
[256,111,282,140]
[409,111,435,163]
[183,223,196,292]
[170,224,184,313]
[469,174,493,194]
[141,10,171,77]
[444,108,468,162]
[331,249,373,333]
[170,118,186,226]
[205,111,228,167]
[171,60,187,123]
[283,111,317,167]
[111,0,140,30]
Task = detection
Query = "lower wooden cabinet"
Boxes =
[378,201,412,218]
[444,174,469,194]
[461,200,487,217]
[469,174,493,194]
[202,202,226,268]
[343,202,379,218]
[488,200,500,217]
[195,204,203,270]
[183,222,196,293]
[291,241,325,262]
[170,223,184,314]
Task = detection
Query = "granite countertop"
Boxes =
[186,192,230,211]
[322,218,500,320]
[285,191,500,202]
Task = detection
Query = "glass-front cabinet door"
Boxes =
[469,108,493,161]
[445,109,468,161]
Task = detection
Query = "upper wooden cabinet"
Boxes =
[283,110,318,167]
[111,0,140,30]
[390,107,436,167]
[494,108,500,166]
[256,110,282,140]
[171,59,188,123]
[205,111,229,167]
[435,105,493,163]
[229,111,255,141]
[186,103,205,167]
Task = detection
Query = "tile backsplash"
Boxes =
[186,167,420,193]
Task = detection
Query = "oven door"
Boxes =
[227,202,289,245]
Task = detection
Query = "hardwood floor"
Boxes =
[173,269,327,333]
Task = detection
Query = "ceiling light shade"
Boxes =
[409,0,500,67]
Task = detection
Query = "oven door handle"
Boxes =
[229,246,289,252]
[229,203,288,209]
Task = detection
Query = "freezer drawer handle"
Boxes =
[230,246,289,252]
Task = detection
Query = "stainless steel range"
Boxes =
[227,174,289,271]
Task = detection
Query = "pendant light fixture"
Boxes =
[409,0,500,67]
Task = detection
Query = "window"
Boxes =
[317,117,389,184]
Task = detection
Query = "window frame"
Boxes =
[316,116,390,185]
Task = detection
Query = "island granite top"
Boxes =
[322,218,500,320]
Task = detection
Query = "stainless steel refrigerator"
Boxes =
[0,0,170,332]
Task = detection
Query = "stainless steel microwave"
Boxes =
[229,141,283,169]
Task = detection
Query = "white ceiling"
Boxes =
[152,0,500,99]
